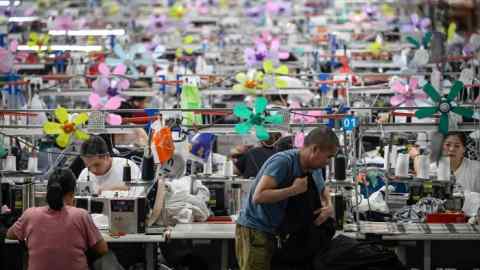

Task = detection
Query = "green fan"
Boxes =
[233,97,284,141]
[415,80,473,135]
[407,31,432,49]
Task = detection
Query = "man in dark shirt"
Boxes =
[231,133,282,178]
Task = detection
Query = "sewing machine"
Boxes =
[75,195,147,234]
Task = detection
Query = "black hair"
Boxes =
[80,135,110,157]
[274,135,294,152]
[304,126,339,149]
[445,132,467,147]
[46,168,76,211]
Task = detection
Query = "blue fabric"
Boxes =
[236,149,325,234]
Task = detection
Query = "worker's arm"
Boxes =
[6,227,19,240]
[253,175,307,204]
[314,187,334,225]
[91,239,109,256]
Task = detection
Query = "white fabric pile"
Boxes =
[162,176,211,224]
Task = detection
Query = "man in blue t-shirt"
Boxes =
[235,127,338,270]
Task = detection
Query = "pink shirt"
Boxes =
[10,206,103,270]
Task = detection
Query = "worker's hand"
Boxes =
[408,146,420,159]
[230,144,253,158]
[313,206,334,226]
[289,176,308,196]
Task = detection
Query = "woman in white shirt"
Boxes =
[442,132,480,193]
[411,132,480,192]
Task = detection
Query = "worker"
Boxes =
[6,168,108,270]
[231,132,282,178]
[235,126,338,270]
[77,135,141,195]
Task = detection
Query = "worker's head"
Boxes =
[301,126,338,169]
[130,96,147,109]
[80,135,112,176]
[443,132,466,163]
[260,132,282,148]
[47,168,77,210]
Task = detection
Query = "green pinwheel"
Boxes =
[233,97,284,141]
[407,31,432,49]
[415,81,474,135]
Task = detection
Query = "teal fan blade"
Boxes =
[233,96,284,141]
[415,80,473,135]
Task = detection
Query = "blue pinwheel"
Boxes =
[318,73,331,94]
[106,43,153,78]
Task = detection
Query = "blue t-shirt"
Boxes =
[236,149,325,234]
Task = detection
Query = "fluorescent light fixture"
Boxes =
[48,29,126,36]
[8,16,38,23]
[0,0,20,6]
[17,45,103,52]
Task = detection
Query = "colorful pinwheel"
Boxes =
[233,96,284,141]
[106,44,152,77]
[265,0,291,16]
[363,4,379,21]
[92,63,130,98]
[148,14,168,34]
[318,73,331,94]
[43,107,90,148]
[390,77,427,107]
[367,40,384,57]
[407,32,432,49]
[176,35,195,58]
[53,15,75,31]
[169,4,188,20]
[88,93,123,126]
[415,81,474,135]
[0,47,14,73]
[255,32,290,62]
[28,32,50,53]
[233,70,265,93]
[262,60,288,89]
[401,14,430,33]
[244,42,268,67]
[245,4,265,25]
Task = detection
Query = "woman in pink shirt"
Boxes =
[6,168,108,270]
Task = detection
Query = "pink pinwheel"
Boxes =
[92,63,130,98]
[290,101,323,124]
[54,15,76,31]
[265,0,291,16]
[195,0,209,15]
[401,14,430,33]
[255,32,290,61]
[390,78,427,107]
[0,47,14,73]
[89,93,123,125]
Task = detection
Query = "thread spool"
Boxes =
[4,155,16,171]
[27,157,38,172]
[437,157,451,181]
[123,162,132,183]
[415,155,430,179]
[204,152,213,175]
[390,145,398,169]
[334,153,346,181]
[223,158,234,177]
[395,153,409,177]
